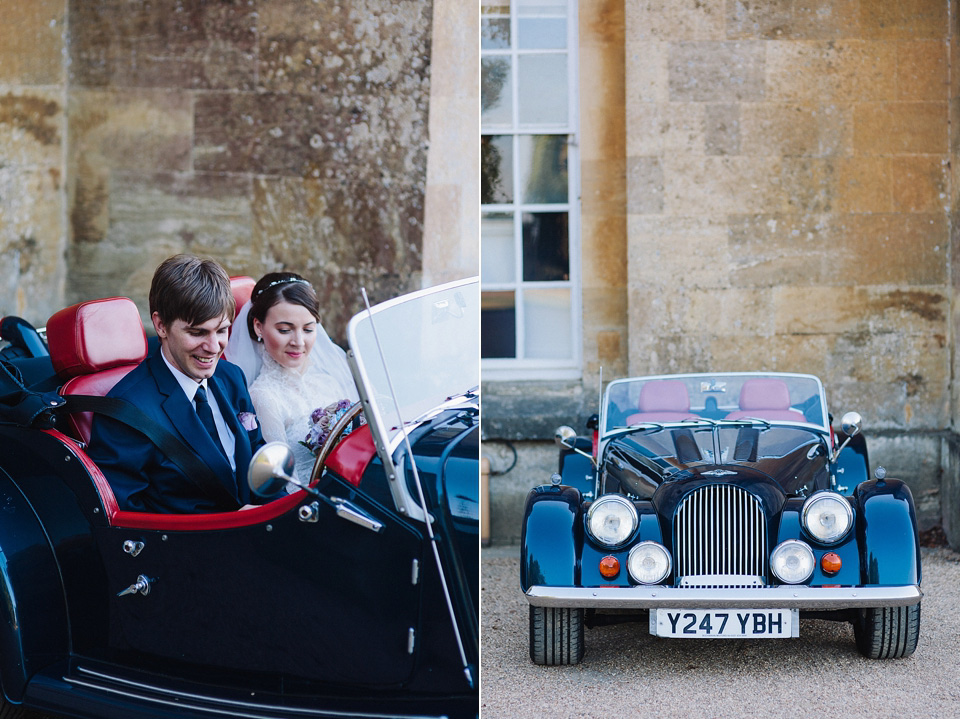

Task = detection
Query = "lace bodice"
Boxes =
[249,354,351,483]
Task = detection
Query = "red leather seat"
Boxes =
[725,378,807,422]
[626,379,698,424]
[229,276,255,337]
[46,297,148,442]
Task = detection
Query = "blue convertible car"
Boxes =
[522,372,921,664]
[0,278,479,717]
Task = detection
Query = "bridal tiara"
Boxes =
[253,277,312,300]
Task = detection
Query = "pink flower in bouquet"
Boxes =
[301,399,363,455]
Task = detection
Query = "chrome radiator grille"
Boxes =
[673,484,767,580]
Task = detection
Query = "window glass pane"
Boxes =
[482,18,511,49]
[523,288,572,359]
[518,18,566,49]
[482,291,517,358]
[481,135,514,204]
[481,213,515,283]
[518,54,567,126]
[517,0,566,15]
[522,212,569,281]
[518,135,567,204]
[482,57,513,127]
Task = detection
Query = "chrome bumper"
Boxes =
[525,584,922,610]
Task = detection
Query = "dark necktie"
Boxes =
[195,384,226,457]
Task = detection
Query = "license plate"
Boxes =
[650,609,798,638]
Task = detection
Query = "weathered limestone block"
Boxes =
[860,0,947,39]
[68,0,257,90]
[727,213,946,287]
[865,434,943,530]
[67,173,254,322]
[662,156,787,215]
[0,0,65,86]
[667,41,765,102]
[766,41,897,103]
[853,101,948,154]
[891,156,948,213]
[0,88,65,324]
[0,167,65,323]
[0,89,61,168]
[726,0,859,41]
[628,214,730,287]
[69,90,193,173]
[251,177,419,343]
[626,0,724,42]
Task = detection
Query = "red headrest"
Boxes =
[738,379,791,411]
[47,297,148,379]
[638,380,691,412]
[230,276,255,314]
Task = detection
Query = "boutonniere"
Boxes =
[238,411,258,431]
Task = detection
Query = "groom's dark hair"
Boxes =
[150,254,235,327]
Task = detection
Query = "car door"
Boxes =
[93,475,424,688]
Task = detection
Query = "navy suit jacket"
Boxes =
[88,348,265,513]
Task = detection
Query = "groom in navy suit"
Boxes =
[89,255,267,513]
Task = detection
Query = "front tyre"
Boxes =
[530,606,584,665]
[854,603,920,659]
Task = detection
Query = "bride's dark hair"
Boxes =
[246,272,320,340]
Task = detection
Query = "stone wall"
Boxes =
[0,0,68,322]
[2,0,476,345]
[484,0,960,547]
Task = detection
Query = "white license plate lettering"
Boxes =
[653,609,796,638]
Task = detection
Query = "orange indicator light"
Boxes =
[599,556,620,579]
[821,552,842,575]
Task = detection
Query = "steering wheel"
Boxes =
[308,401,365,484]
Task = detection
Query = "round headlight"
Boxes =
[585,495,638,547]
[770,539,815,584]
[802,492,853,544]
[627,541,672,585]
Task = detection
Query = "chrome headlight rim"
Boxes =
[802,491,854,545]
[770,539,815,584]
[627,540,672,585]
[585,494,639,548]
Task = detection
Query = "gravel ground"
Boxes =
[480,546,960,718]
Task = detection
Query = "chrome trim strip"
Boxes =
[525,584,922,610]
[69,667,448,719]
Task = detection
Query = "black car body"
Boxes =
[521,372,921,664]
[0,278,479,718]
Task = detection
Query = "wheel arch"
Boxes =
[520,485,582,591]
[854,478,921,586]
[0,469,70,703]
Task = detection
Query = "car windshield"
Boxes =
[347,277,479,449]
[602,373,828,436]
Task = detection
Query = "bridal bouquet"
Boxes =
[301,399,364,455]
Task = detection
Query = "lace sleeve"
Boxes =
[249,383,287,445]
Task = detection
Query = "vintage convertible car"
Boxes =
[521,372,921,664]
[0,277,479,718]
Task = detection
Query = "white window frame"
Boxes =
[481,0,581,382]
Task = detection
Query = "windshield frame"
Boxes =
[346,277,479,523]
[598,372,829,459]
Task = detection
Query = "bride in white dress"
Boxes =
[226,273,358,483]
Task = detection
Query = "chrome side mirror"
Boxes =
[553,425,597,467]
[554,425,578,449]
[831,411,863,463]
[248,441,302,497]
[840,411,862,437]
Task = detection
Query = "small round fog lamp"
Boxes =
[821,552,842,575]
[627,541,671,585]
[770,540,815,584]
[599,556,620,579]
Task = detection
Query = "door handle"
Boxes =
[117,574,152,597]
